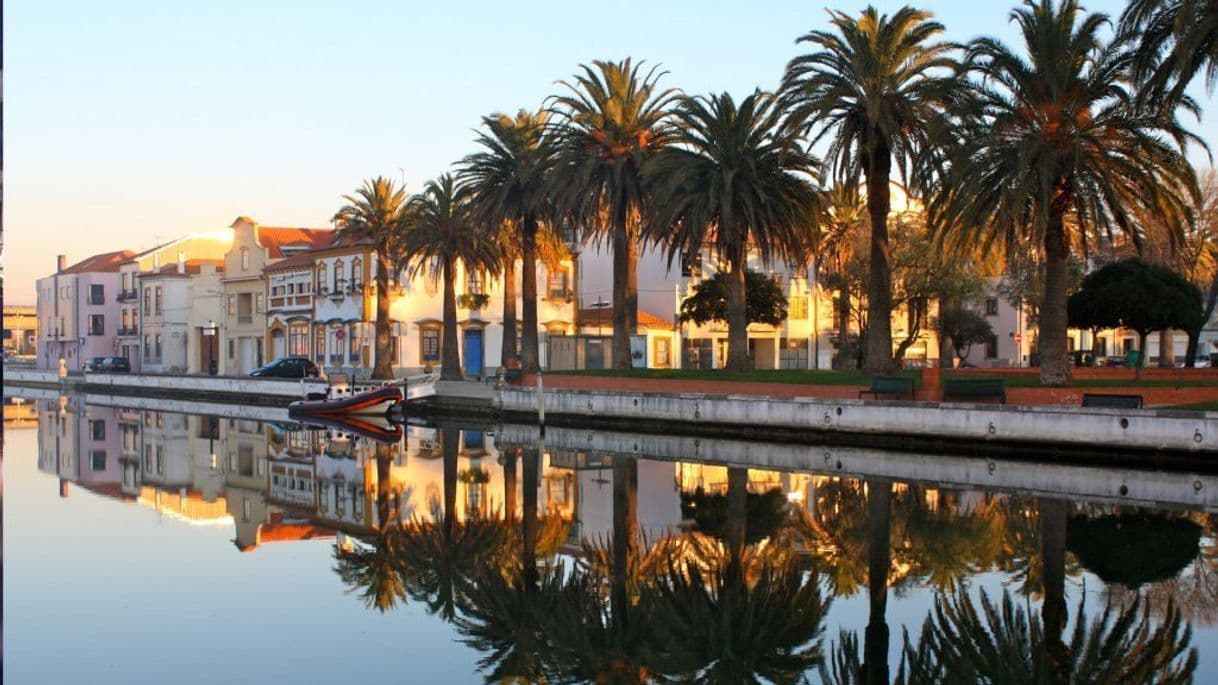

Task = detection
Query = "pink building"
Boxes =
[35,251,134,371]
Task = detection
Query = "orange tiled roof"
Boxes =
[150,258,225,276]
[257,227,334,258]
[62,250,136,274]
[578,307,673,331]
[260,512,336,543]
[263,250,319,272]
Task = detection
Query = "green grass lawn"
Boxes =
[550,367,1218,389]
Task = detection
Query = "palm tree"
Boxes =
[332,177,411,379]
[402,175,502,381]
[549,58,679,369]
[462,110,558,372]
[928,0,1198,385]
[1122,0,1218,103]
[819,185,868,370]
[645,91,821,373]
[781,6,960,374]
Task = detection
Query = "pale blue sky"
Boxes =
[6,0,1215,304]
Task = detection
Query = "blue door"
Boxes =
[463,329,484,378]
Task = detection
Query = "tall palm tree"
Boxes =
[549,58,679,369]
[645,91,822,373]
[1122,0,1218,103]
[402,175,502,381]
[462,110,558,372]
[928,0,1198,384]
[332,177,411,379]
[781,6,960,374]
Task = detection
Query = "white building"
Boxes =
[138,259,225,374]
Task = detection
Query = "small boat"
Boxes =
[294,413,403,443]
[288,384,402,418]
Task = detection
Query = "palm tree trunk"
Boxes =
[726,256,750,373]
[1158,330,1175,367]
[939,296,957,369]
[837,286,852,370]
[612,456,638,626]
[1040,498,1068,681]
[502,448,518,522]
[1039,207,1072,385]
[521,216,540,373]
[522,448,540,587]
[864,141,894,375]
[373,251,395,380]
[611,210,637,369]
[864,479,892,685]
[441,259,462,380]
[501,256,518,367]
[726,466,748,580]
[375,444,394,530]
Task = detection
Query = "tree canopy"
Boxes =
[679,269,787,328]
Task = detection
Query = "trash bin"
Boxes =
[1126,349,1141,367]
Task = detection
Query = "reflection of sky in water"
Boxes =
[7,405,1218,683]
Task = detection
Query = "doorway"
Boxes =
[463,328,484,378]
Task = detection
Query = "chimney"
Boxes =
[57,255,67,273]
[178,250,186,274]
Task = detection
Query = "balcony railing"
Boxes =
[329,280,347,300]
[118,326,138,336]
[116,289,137,302]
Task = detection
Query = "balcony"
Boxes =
[237,315,253,324]
[118,326,137,336]
[329,280,347,301]
[116,289,137,302]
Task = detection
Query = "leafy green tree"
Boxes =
[549,58,679,369]
[402,175,502,380]
[332,177,411,379]
[782,6,960,374]
[461,109,558,372]
[679,269,788,333]
[644,91,821,373]
[934,308,994,364]
[1071,259,1203,378]
[928,0,1198,385]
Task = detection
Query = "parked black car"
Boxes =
[249,357,322,378]
[85,356,131,373]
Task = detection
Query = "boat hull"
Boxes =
[288,385,402,418]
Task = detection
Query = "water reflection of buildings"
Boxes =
[37,400,1012,561]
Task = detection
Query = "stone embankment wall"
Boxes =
[499,386,1217,457]
[5,369,326,406]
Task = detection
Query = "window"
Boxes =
[653,337,671,368]
[90,420,106,440]
[421,327,441,363]
[316,264,326,292]
[351,257,363,290]
[144,444,153,472]
[89,284,104,305]
[314,327,325,362]
[334,261,346,292]
[229,339,235,359]
[241,248,250,270]
[788,296,808,320]
[156,445,163,474]
[89,315,105,336]
[985,298,999,316]
[289,323,309,356]
[468,270,485,295]
[154,335,162,361]
[154,287,162,315]
[547,268,569,298]
[780,339,810,369]
[144,288,152,316]
[255,293,265,313]
[91,451,106,471]
[143,335,151,359]
[227,295,236,316]
[985,334,999,359]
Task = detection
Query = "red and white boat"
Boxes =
[288,384,402,418]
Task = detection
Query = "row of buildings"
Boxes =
[33,208,1216,377]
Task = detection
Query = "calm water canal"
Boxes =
[6,395,1218,683]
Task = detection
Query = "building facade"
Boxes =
[36,251,133,371]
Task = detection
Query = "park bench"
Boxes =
[1081,393,1143,409]
[941,377,1006,404]
[859,375,915,401]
